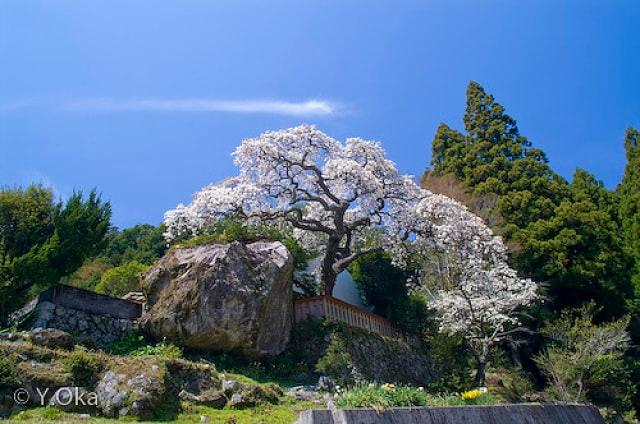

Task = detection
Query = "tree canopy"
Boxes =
[426,81,633,322]
[0,186,111,325]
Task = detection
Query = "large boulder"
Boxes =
[140,240,294,357]
[29,328,74,350]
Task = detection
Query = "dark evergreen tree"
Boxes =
[617,129,640,396]
[426,82,631,321]
[516,169,632,319]
[101,224,167,266]
[619,128,640,288]
[0,186,111,325]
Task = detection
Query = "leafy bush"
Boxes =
[64,352,99,387]
[425,333,473,393]
[315,332,353,385]
[284,317,333,368]
[0,355,22,388]
[61,258,112,291]
[336,384,429,408]
[535,303,636,419]
[336,384,496,408]
[493,368,536,403]
[95,260,148,297]
[349,252,432,334]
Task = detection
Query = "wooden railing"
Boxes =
[294,295,397,338]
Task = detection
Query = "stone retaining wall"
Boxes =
[33,301,137,347]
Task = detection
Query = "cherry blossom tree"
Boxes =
[408,193,538,386]
[164,125,418,295]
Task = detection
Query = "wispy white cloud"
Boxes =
[0,98,340,117]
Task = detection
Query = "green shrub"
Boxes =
[425,333,473,393]
[64,352,99,387]
[335,384,497,408]
[315,332,353,385]
[337,384,428,408]
[0,355,22,388]
[107,333,148,355]
[535,304,632,406]
[130,340,183,359]
[493,368,536,403]
[285,318,333,368]
[95,260,148,297]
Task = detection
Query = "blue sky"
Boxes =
[1,1,638,228]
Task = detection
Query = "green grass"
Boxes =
[7,399,317,424]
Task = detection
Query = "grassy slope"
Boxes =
[1,338,317,424]
[8,399,317,424]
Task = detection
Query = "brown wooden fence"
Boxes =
[294,295,397,338]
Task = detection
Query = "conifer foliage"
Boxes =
[427,82,633,321]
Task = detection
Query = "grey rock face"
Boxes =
[178,389,227,409]
[29,328,74,350]
[222,379,242,395]
[0,332,26,343]
[141,241,294,357]
[287,386,322,402]
[96,370,165,419]
[96,371,127,417]
[229,393,243,407]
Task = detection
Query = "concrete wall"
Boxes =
[296,404,605,424]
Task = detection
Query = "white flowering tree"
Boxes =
[164,125,418,295]
[409,193,538,386]
[164,125,537,385]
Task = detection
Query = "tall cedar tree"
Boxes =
[427,82,633,321]
[618,128,640,346]
[619,128,640,287]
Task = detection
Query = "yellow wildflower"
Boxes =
[461,389,483,400]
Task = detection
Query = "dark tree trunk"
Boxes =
[320,237,340,295]
[475,358,487,387]
[321,269,338,296]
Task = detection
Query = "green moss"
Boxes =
[64,351,100,387]
[0,354,22,387]
[18,359,71,388]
